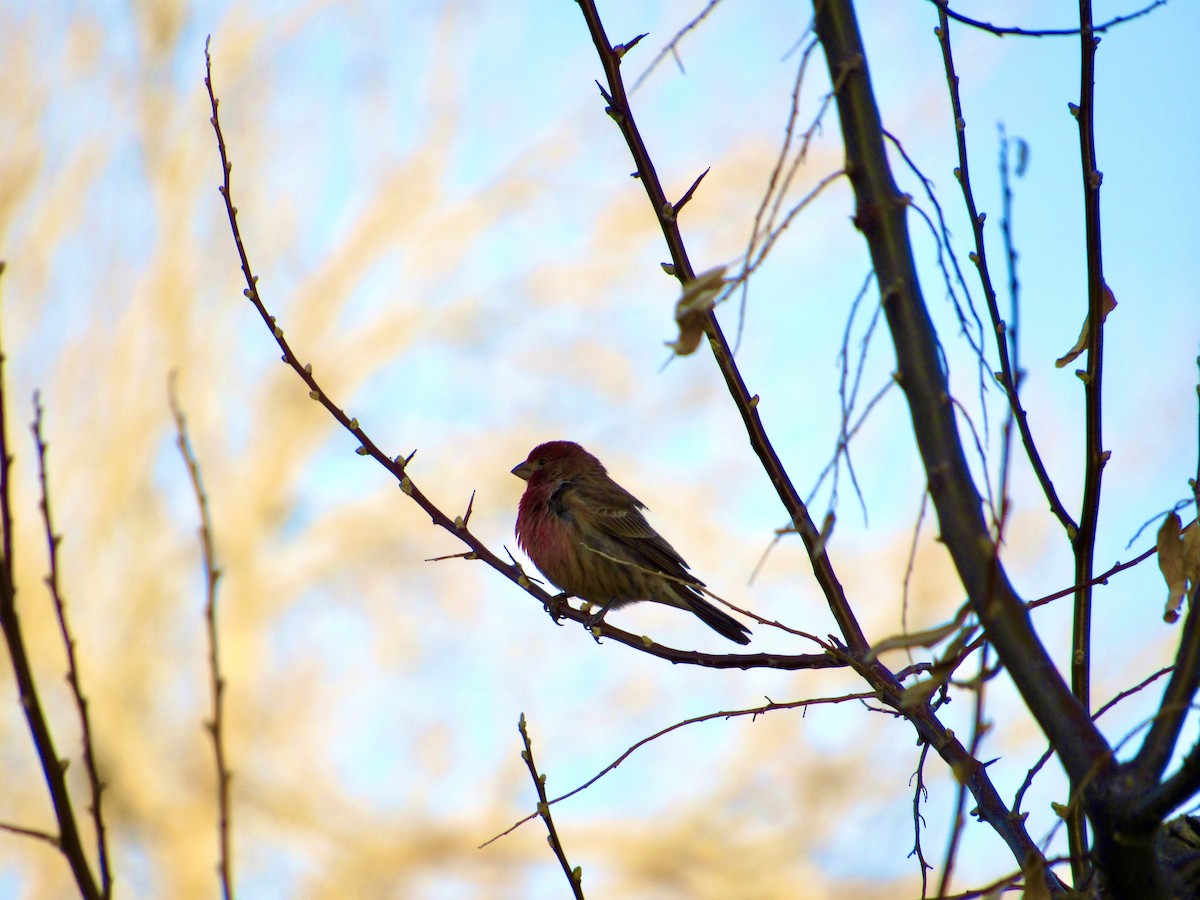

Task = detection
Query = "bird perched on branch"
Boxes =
[512,440,751,645]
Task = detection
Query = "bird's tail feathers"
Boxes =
[686,595,752,645]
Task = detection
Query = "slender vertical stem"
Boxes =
[1068,0,1108,882]
[33,396,112,898]
[169,381,234,900]
[932,4,1077,538]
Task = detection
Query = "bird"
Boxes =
[512,440,751,645]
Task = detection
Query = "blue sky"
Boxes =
[1,0,1198,896]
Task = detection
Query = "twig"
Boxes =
[32,394,112,898]
[1026,545,1156,611]
[672,166,709,215]
[883,129,989,424]
[809,378,894,517]
[734,31,825,349]
[900,487,931,666]
[826,269,884,521]
[516,715,584,899]
[937,643,992,897]
[994,126,1022,541]
[0,263,102,900]
[930,0,1167,38]
[998,126,1022,390]
[168,376,234,900]
[0,820,60,847]
[736,168,846,308]
[931,11,1077,538]
[909,740,933,897]
[630,0,726,91]
[1014,666,1173,817]
[933,857,1074,900]
[1065,3,1110,881]
[483,692,874,848]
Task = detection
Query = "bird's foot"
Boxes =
[582,602,612,643]
[543,592,570,625]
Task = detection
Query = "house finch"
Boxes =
[512,440,751,645]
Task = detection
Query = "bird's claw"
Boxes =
[582,604,611,643]
[543,592,570,625]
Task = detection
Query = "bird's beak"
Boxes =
[511,460,533,481]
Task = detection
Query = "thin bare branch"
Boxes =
[630,0,726,91]
[32,394,112,898]
[1015,666,1174,818]
[734,31,825,349]
[516,715,585,899]
[1027,545,1156,611]
[672,166,709,214]
[0,820,61,847]
[883,129,989,415]
[937,643,993,897]
[910,741,933,897]
[930,0,1167,38]
[931,12,1077,537]
[483,692,875,848]
[901,487,931,664]
[168,373,234,900]
[1066,3,1111,882]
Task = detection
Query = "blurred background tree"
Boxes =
[0,1,1197,897]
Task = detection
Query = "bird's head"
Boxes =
[511,441,603,485]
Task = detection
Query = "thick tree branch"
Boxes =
[1129,585,1200,811]
[573,5,1065,886]
[811,0,1110,819]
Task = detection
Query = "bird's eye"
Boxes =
[536,457,547,467]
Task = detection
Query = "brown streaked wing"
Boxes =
[561,478,703,587]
